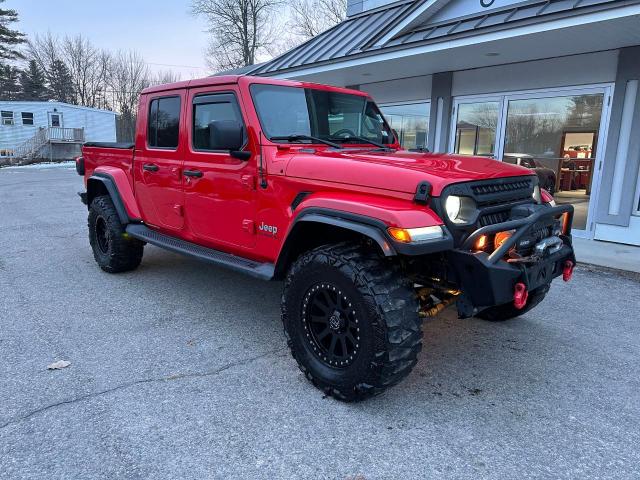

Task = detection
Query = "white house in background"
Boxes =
[0,101,116,161]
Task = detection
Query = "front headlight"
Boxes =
[445,196,461,222]
[444,195,476,224]
[388,225,443,243]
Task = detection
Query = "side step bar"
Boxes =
[126,224,274,280]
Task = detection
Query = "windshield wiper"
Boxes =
[270,134,342,149]
[330,135,392,150]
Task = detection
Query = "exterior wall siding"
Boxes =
[451,51,618,97]
[360,75,432,103]
[595,46,640,238]
[0,101,117,152]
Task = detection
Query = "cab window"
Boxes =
[192,92,246,151]
[148,96,181,149]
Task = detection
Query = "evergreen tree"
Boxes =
[48,59,74,103]
[0,0,25,61]
[20,59,49,100]
[0,63,20,100]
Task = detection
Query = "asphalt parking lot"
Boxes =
[1,164,639,479]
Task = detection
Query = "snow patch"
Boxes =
[1,161,75,170]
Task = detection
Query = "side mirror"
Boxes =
[208,120,244,152]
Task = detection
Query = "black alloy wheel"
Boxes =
[302,283,361,368]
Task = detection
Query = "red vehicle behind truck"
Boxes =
[76,75,576,401]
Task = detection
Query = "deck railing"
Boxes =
[48,127,85,143]
[10,127,85,159]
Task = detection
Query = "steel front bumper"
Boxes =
[446,204,576,316]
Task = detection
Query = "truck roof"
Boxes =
[141,75,368,97]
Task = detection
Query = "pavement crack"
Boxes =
[0,347,284,431]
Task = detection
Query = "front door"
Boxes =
[182,87,256,250]
[134,92,186,232]
[48,111,63,128]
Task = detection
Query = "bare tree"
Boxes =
[288,0,345,40]
[61,34,111,108]
[191,0,283,72]
[27,32,59,78]
[105,50,151,142]
[150,69,182,86]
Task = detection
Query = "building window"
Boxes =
[21,112,34,125]
[1,111,14,126]
[148,96,181,149]
[380,103,430,149]
[50,114,61,127]
[453,101,499,156]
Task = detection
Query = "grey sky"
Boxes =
[11,0,211,79]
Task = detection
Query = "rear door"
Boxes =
[182,86,256,250]
[134,92,186,232]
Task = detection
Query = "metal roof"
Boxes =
[250,0,631,75]
[384,0,623,47]
[250,0,418,74]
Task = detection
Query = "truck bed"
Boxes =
[82,144,135,179]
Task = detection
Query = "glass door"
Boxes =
[501,90,608,233]
[449,86,612,236]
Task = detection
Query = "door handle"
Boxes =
[143,163,159,172]
[183,169,203,178]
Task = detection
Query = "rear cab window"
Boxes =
[148,96,181,149]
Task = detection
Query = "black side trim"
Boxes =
[88,173,140,225]
[78,192,87,205]
[291,191,312,211]
[83,142,135,149]
[126,224,274,280]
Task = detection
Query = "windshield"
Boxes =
[250,84,394,145]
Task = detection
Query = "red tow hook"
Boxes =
[563,260,575,282]
[513,282,528,310]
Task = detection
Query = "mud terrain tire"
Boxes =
[282,243,422,402]
[88,195,144,273]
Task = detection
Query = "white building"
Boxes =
[248,0,640,246]
[0,101,116,162]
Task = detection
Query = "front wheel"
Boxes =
[281,243,422,402]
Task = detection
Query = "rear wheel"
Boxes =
[88,195,144,273]
[282,243,422,402]
[476,284,549,321]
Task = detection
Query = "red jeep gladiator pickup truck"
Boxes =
[76,75,575,401]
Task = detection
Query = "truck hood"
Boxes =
[285,149,534,196]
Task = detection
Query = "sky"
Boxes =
[10,0,211,79]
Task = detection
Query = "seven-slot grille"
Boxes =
[471,179,532,196]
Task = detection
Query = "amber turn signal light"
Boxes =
[494,230,514,249]
[474,235,488,250]
[388,227,412,243]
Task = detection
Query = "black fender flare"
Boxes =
[292,208,396,255]
[273,207,397,280]
[86,173,135,225]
